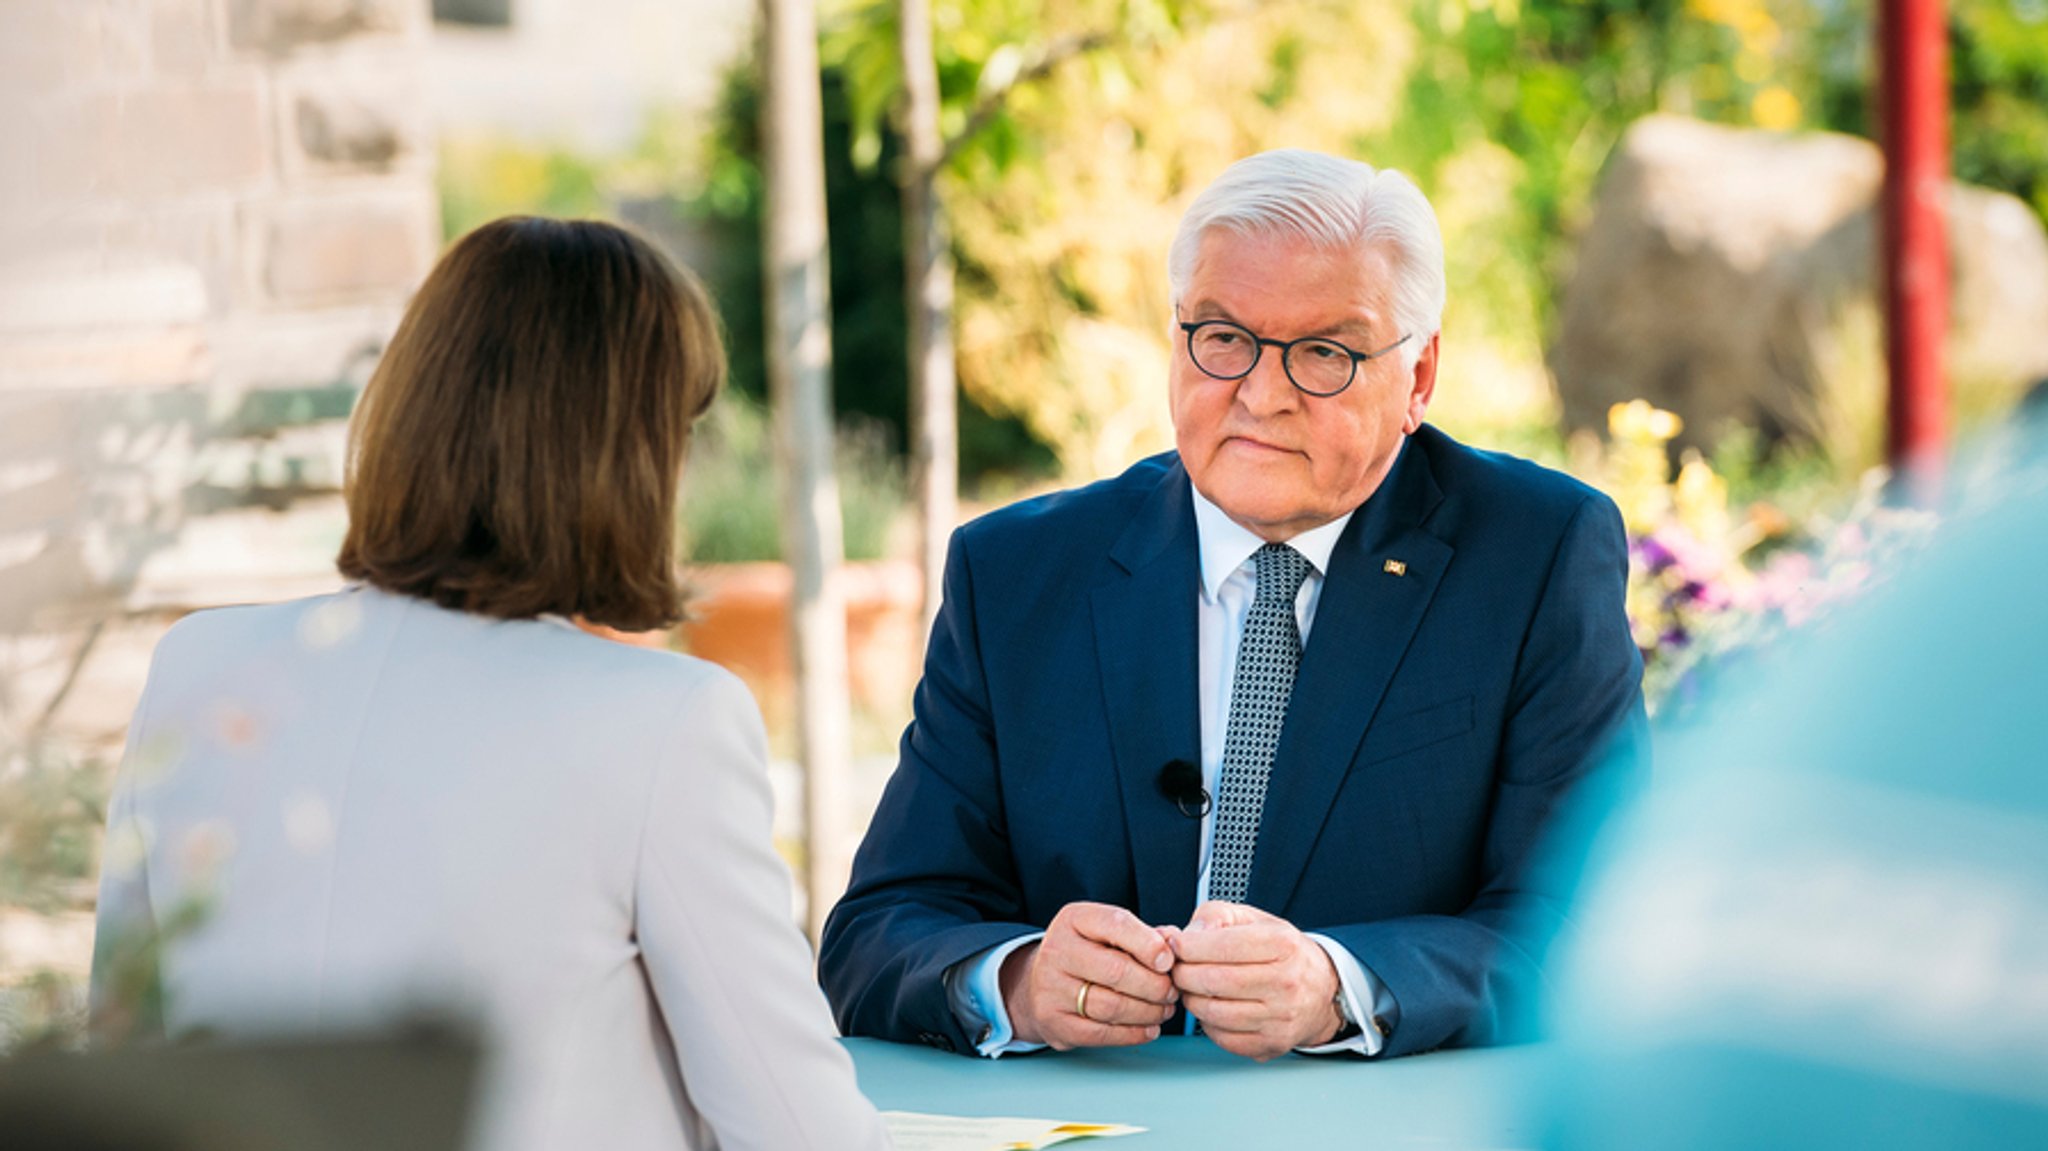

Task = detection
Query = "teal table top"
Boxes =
[844,1036,1547,1148]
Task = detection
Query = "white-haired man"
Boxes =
[822,149,1647,1061]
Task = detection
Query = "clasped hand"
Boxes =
[1000,900,1344,1061]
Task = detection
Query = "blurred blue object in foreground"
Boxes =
[1542,457,2048,1149]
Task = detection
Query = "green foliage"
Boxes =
[825,0,1463,478]
[824,0,1200,180]
[666,50,1058,487]
[1814,0,2048,229]
[680,394,906,563]
[433,0,2048,495]
[437,138,610,242]
[680,395,780,564]
[0,744,106,914]
[432,69,1056,490]
[0,739,110,1053]
[2,970,89,1053]
[84,891,211,1051]
[1368,0,1827,348]
[1933,0,2048,226]
[1705,424,1842,521]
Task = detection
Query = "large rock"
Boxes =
[1552,115,2048,462]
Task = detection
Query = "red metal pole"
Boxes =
[1880,0,1950,505]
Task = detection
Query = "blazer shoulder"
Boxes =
[487,607,756,720]
[1416,425,1619,531]
[145,596,319,682]
[590,641,757,720]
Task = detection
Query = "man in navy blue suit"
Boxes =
[820,149,1646,1061]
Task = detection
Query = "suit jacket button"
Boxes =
[918,1031,956,1052]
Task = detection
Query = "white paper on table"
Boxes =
[881,1110,1146,1150]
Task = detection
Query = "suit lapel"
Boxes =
[1091,461,1204,931]
[1248,438,1452,912]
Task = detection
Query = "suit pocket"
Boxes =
[1359,695,1474,765]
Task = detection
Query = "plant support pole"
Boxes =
[1881,0,1949,504]
[761,0,855,941]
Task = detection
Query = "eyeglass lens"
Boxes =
[1187,323,1356,395]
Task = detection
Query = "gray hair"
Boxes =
[1167,149,1446,368]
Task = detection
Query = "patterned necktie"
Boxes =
[1208,542,1312,905]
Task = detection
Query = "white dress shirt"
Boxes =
[948,488,1397,1056]
[91,586,889,1151]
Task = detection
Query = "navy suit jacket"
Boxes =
[820,425,1647,1058]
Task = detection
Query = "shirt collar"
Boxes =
[1189,486,1355,604]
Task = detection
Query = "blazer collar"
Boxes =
[1095,458,1205,929]
[1188,486,1355,604]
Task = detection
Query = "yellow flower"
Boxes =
[1606,400,1685,534]
[1674,451,1732,544]
[1608,399,1684,443]
[1752,85,1801,131]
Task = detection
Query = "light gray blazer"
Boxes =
[92,585,887,1151]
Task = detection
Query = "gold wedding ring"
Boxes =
[1075,981,1095,1021]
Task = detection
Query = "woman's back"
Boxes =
[97,584,884,1151]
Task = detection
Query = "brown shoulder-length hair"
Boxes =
[337,216,723,632]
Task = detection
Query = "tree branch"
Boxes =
[30,617,107,742]
[935,29,1117,171]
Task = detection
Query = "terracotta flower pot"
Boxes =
[675,559,924,730]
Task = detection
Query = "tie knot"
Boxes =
[1253,543,1311,606]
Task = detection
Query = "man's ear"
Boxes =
[1402,331,1440,435]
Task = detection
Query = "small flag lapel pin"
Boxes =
[1383,559,1408,576]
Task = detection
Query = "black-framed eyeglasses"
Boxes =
[1178,319,1410,398]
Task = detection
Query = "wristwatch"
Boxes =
[1328,991,1363,1043]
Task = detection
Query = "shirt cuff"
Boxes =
[942,932,1049,1058]
[1297,933,1394,1056]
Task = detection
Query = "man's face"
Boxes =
[1170,228,1438,542]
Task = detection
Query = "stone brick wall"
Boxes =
[425,0,752,152]
[0,0,439,754]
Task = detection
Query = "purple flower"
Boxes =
[1633,534,1677,571]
